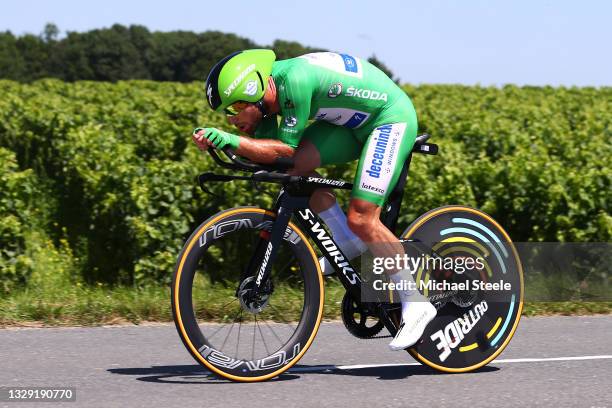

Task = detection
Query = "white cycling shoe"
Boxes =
[388,301,437,351]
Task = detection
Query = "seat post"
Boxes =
[381,152,413,235]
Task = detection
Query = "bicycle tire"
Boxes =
[172,207,324,382]
[394,205,524,372]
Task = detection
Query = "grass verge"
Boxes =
[1,280,610,327]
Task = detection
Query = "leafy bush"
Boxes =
[0,80,609,291]
[0,148,39,292]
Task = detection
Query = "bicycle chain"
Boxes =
[361,334,392,340]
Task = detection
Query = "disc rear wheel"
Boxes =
[395,205,524,372]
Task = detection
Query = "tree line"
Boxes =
[0,23,397,82]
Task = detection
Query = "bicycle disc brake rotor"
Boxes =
[341,292,384,339]
[237,276,272,314]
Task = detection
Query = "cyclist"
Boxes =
[193,49,436,350]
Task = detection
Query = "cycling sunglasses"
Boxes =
[224,98,267,117]
[224,102,249,116]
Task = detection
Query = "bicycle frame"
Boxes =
[241,154,417,336]
[199,136,438,335]
[179,136,524,378]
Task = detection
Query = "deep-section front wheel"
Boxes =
[172,207,324,382]
[396,205,524,372]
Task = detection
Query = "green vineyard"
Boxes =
[0,79,610,294]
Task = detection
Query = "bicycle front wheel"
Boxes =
[172,207,324,382]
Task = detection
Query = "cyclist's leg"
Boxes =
[348,94,418,259]
[291,121,362,211]
[291,121,366,273]
[348,119,436,350]
[348,121,416,259]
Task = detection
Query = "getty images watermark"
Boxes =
[359,242,611,303]
[370,252,512,292]
[359,240,521,304]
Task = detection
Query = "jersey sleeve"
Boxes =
[276,67,313,148]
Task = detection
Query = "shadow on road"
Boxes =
[108,363,498,384]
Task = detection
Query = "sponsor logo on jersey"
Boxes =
[224,64,256,96]
[327,83,343,98]
[315,112,342,123]
[243,80,258,96]
[284,116,297,127]
[314,108,370,129]
[365,125,392,179]
[340,53,358,73]
[345,112,368,128]
[346,86,388,102]
[359,123,406,196]
[361,184,385,194]
[299,52,363,78]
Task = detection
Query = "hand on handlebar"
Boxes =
[192,128,212,151]
[192,127,240,151]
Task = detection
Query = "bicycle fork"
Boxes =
[241,195,295,298]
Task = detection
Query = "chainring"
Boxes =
[341,292,385,339]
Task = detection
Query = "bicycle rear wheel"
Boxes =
[395,205,524,372]
[172,207,324,382]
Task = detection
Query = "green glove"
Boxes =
[193,127,240,150]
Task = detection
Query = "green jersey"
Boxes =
[252,52,418,207]
[255,52,413,148]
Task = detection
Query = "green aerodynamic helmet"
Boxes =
[205,49,276,113]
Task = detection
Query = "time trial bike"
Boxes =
[171,134,524,382]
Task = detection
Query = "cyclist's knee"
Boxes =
[289,140,321,175]
[310,189,336,213]
[347,199,380,240]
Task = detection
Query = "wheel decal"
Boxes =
[491,294,516,346]
[398,206,523,372]
[435,237,490,257]
[459,342,478,352]
[451,217,509,257]
[459,316,503,352]
[486,317,503,339]
[440,227,507,273]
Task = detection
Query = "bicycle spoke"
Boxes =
[276,257,295,276]
[256,316,271,356]
[268,303,298,331]
[216,297,239,312]
[251,314,257,361]
[205,302,240,340]
[219,308,242,350]
[235,310,243,359]
[261,319,286,348]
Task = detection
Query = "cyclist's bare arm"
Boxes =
[192,131,294,164]
[235,137,295,163]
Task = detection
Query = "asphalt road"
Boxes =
[1,316,610,408]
